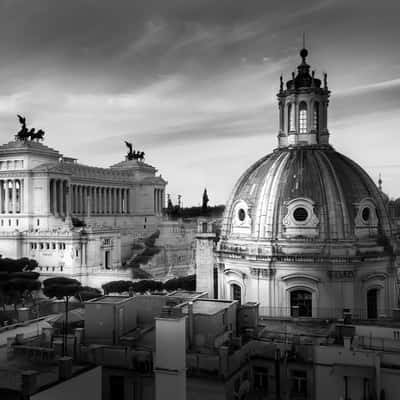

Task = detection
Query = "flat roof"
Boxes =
[182,299,235,315]
[168,290,207,300]
[86,295,131,304]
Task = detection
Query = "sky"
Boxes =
[0,0,399,206]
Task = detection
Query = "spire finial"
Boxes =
[299,33,308,63]
[378,173,383,191]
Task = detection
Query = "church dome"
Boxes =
[221,144,392,248]
[219,48,394,255]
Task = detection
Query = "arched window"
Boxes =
[313,102,319,130]
[299,102,307,134]
[290,290,312,317]
[288,104,295,132]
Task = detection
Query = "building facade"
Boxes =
[0,137,166,286]
[197,48,400,320]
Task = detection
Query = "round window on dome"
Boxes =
[238,209,246,221]
[362,207,370,222]
[293,207,308,222]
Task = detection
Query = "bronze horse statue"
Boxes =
[15,115,45,141]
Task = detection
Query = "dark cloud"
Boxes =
[0,0,399,203]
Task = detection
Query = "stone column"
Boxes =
[52,179,57,216]
[4,180,9,214]
[126,189,130,214]
[11,179,16,213]
[107,188,110,214]
[65,181,71,217]
[0,180,3,214]
[94,187,98,214]
[60,180,65,217]
[71,185,75,214]
[111,188,115,214]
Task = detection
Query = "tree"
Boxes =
[43,277,82,355]
[202,188,209,211]
[163,275,196,292]
[0,264,41,310]
[74,286,102,302]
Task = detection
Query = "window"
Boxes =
[362,207,370,222]
[291,290,312,317]
[293,207,308,222]
[39,243,44,250]
[1,220,3,226]
[8,219,11,226]
[202,222,208,233]
[59,243,63,250]
[37,219,40,226]
[299,102,307,133]
[52,243,56,250]
[313,102,319,130]
[288,104,295,131]
[62,243,66,250]
[16,219,18,226]
[238,209,246,221]
[291,370,307,397]
[254,366,269,390]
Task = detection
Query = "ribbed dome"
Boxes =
[222,145,392,245]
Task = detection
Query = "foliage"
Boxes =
[102,274,196,296]
[0,258,41,310]
[102,280,132,294]
[0,257,38,272]
[71,217,86,227]
[74,286,102,301]
[202,188,209,210]
[43,277,82,300]
[163,275,196,292]
[165,205,225,219]
[43,277,82,356]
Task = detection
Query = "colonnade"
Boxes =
[49,179,69,217]
[154,188,164,214]
[70,184,130,215]
[0,179,23,214]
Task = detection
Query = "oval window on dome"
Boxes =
[362,207,370,222]
[293,207,308,222]
[238,209,246,221]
